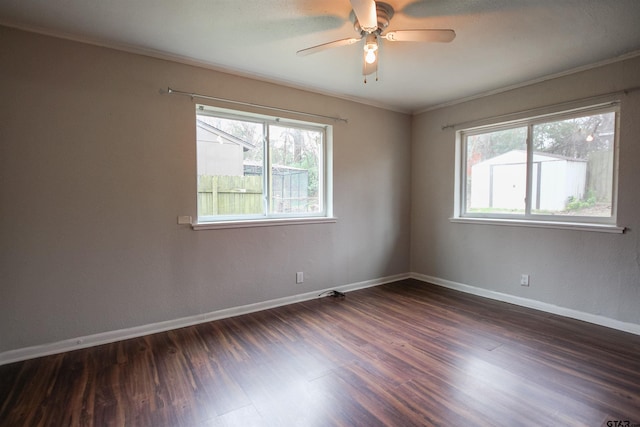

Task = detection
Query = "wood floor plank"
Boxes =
[2,279,640,426]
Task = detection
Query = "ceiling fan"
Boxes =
[296,0,456,82]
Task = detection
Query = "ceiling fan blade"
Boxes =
[384,29,456,43]
[296,37,361,56]
[350,0,378,32]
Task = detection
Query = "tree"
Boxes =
[532,112,614,159]
[467,126,526,166]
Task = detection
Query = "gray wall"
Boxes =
[3,24,639,359]
[0,27,411,354]
[411,56,640,326]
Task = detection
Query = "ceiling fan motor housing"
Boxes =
[353,2,394,35]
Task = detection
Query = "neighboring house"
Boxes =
[471,150,587,212]
[196,118,248,176]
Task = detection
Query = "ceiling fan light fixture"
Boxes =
[364,34,378,64]
[365,49,377,64]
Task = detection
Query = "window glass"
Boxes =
[196,106,329,222]
[459,104,618,225]
[531,112,615,217]
[197,115,265,217]
[466,127,527,214]
[269,125,323,215]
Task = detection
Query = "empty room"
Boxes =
[1,1,640,425]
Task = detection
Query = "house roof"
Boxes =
[196,119,257,151]
[475,150,588,167]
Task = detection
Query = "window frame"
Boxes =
[194,104,334,229]
[453,102,623,233]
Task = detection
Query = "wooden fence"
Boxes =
[198,175,263,216]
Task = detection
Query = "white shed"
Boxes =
[470,150,587,212]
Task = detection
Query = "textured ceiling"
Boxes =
[1,0,640,112]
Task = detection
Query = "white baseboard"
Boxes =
[410,272,640,336]
[0,273,410,366]
[4,271,636,366]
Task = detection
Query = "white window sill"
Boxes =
[450,217,625,234]
[192,217,337,230]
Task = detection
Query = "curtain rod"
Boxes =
[162,87,348,124]
[441,86,640,131]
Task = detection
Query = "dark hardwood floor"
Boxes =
[2,279,640,426]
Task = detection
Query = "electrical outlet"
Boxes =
[296,272,304,284]
[520,274,530,286]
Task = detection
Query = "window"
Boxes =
[195,104,332,225]
[456,103,620,229]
